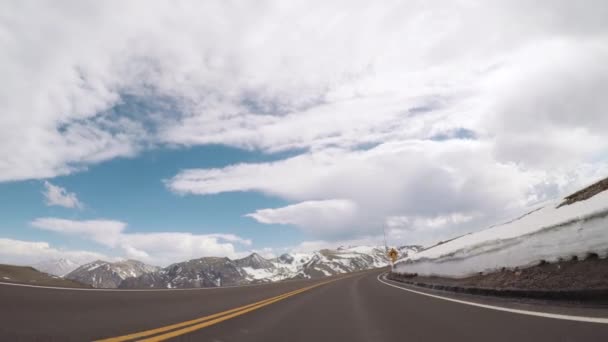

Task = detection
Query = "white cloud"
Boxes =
[0,238,108,266]
[2,1,606,182]
[30,217,251,266]
[169,141,524,233]
[169,139,608,244]
[480,39,608,169]
[246,199,358,236]
[42,181,83,209]
[243,247,276,260]
[31,218,126,247]
[2,1,608,248]
[386,213,476,231]
[290,236,388,253]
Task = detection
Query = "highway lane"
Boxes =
[0,276,337,341]
[1,269,608,341]
[176,270,608,342]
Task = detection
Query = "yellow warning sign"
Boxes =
[388,248,398,263]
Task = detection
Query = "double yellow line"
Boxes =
[96,278,339,342]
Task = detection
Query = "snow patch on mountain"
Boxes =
[241,267,275,281]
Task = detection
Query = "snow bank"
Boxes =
[395,191,608,278]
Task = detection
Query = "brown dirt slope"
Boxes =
[558,176,608,208]
[0,264,91,288]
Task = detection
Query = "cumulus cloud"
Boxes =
[169,140,540,240]
[290,236,389,253]
[244,248,276,260]
[246,199,358,236]
[158,2,608,244]
[3,1,608,247]
[481,39,608,169]
[30,218,251,266]
[170,138,608,243]
[0,238,108,266]
[386,213,476,231]
[3,1,606,181]
[31,218,126,247]
[42,181,83,209]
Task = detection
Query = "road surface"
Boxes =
[1,269,608,341]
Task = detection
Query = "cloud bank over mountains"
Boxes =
[30,218,251,266]
[1,1,607,264]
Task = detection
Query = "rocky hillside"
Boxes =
[65,260,159,288]
[119,257,248,289]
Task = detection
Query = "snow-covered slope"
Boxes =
[65,260,159,288]
[395,181,608,278]
[33,258,80,277]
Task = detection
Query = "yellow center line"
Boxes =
[138,282,331,342]
[96,277,342,342]
[96,286,314,342]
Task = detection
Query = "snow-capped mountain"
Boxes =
[29,245,421,289]
[33,258,80,277]
[235,253,279,283]
[65,259,159,288]
[245,246,409,283]
[119,245,421,289]
[119,257,249,289]
[234,253,275,270]
[282,246,409,279]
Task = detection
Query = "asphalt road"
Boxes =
[1,269,608,341]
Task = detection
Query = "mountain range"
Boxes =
[43,245,422,289]
[65,259,160,288]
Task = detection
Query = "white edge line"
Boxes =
[377,273,608,324]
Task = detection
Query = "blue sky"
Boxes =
[1,1,607,266]
[1,145,305,250]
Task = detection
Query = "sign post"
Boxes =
[388,248,398,272]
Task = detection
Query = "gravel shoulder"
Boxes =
[389,256,608,301]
